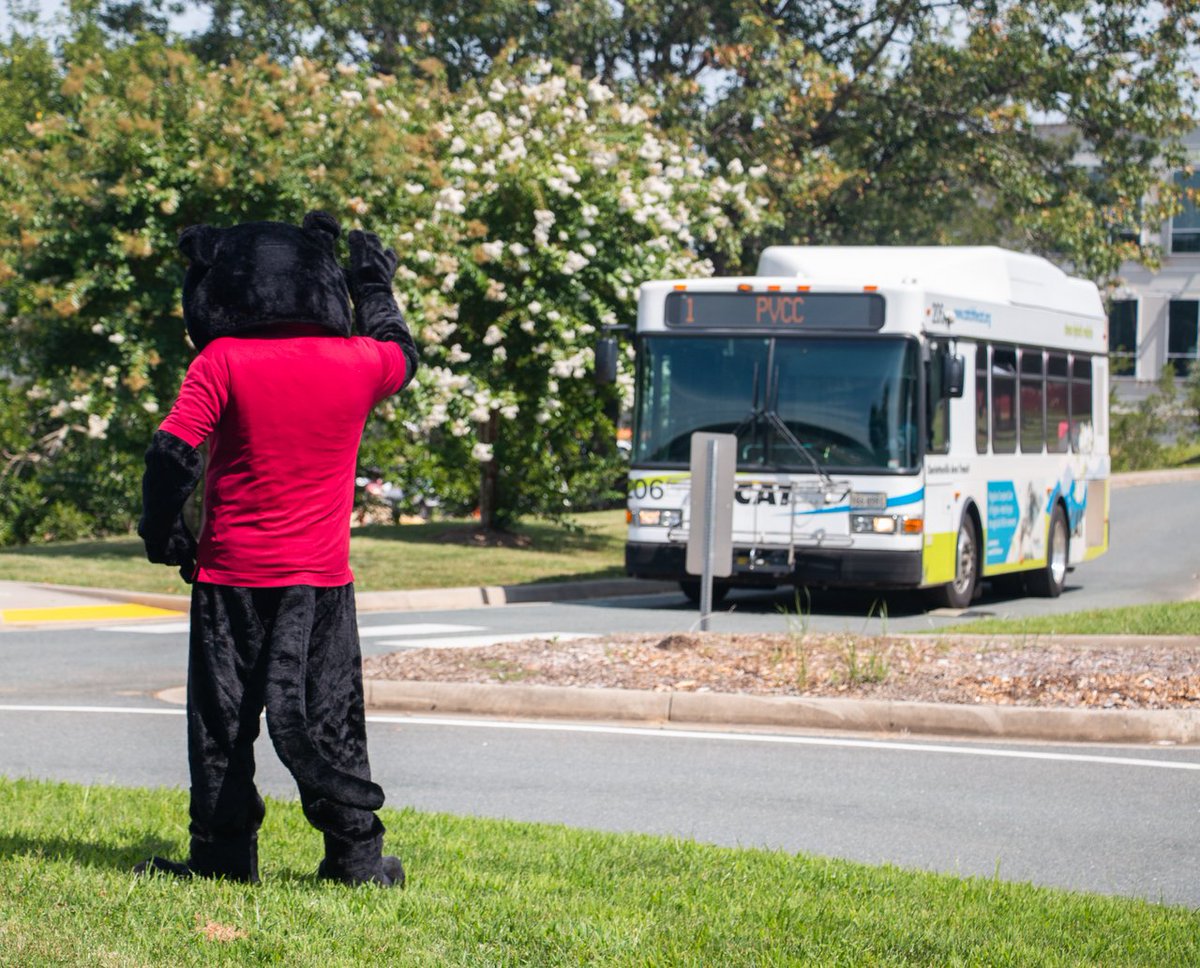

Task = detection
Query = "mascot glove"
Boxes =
[345,230,399,306]
[140,518,197,582]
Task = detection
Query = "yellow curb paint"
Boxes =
[1,603,184,624]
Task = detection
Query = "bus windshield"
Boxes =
[633,336,921,472]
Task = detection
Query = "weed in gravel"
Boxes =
[834,636,889,687]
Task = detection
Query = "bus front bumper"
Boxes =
[625,541,924,589]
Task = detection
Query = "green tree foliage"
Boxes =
[183,1,1200,279]
[0,35,769,539]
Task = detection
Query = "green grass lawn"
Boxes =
[945,600,1200,636]
[1,778,1196,966]
[0,511,627,596]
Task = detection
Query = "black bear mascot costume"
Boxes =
[134,211,418,887]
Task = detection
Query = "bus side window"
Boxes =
[991,347,1017,453]
[927,341,950,455]
[1019,348,1044,453]
[1046,353,1069,453]
[1071,356,1093,452]
[975,344,989,454]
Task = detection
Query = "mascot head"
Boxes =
[178,211,351,349]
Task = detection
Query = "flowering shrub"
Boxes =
[0,39,772,539]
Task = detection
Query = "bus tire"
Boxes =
[1027,505,1068,598]
[679,580,729,607]
[934,515,979,610]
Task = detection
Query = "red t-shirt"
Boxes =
[158,325,408,586]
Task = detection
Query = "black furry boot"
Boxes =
[133,834,260,884]
[316,832,404,888]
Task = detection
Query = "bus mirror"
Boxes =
[595,337,619,384]
[942,354,965,398]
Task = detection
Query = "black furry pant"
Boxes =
[186,582,386,879]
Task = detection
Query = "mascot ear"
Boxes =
[303,210,341,250]
[178,224,218,267]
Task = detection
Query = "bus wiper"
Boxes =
[766,365,843,498]
[729,360,763,445]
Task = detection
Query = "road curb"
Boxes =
[28,582,192,613]
[16,577,677,616]
[354,578,676,612]
[1111,467,1200,488]
[364,679,1200,745]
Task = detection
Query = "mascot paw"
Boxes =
[133,854,259,883]
[316,853,405,888]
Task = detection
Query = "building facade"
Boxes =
[1107,129,1200,396]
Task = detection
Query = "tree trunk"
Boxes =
[477,411,500,531]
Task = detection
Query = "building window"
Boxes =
[1108,300,1137,377]
[1168,300,1200,376]
[1172,171,1200,253]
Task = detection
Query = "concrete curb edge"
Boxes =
[364,679,1200,745]
[25,577,677,615]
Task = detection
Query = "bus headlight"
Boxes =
[851,513,897,534]
[635,509,683,527]
[850,514,923,535]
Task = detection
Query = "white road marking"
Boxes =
[374,632,594,650]
[100,621,484,637]
[357,623,483,638]
[105,621,191,634]
[0,703,1198,772]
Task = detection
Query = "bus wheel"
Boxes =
[679,580,729,607]
[935,516,979,609]
[1026,505,1068,598]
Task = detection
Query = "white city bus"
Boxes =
[624,246,1110,607]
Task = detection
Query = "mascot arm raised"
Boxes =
[345,229,419,390]
[138,430,203,581]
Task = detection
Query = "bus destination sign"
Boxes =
[664,291,884,331]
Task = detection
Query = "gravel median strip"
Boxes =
[362,631,1200,743]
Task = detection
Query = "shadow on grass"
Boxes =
[0,832,178,873]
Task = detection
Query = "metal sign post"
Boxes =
[686,432,735,630]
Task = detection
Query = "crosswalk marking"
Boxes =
[358,623,482,638]
[90,620,591,653]
[376,632,593,650]
[107,621,191,634]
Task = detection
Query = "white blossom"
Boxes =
[479,240,505,261]
[436,186,467,215]
[562,251,589,275]
[472,442,494,462]
[483,324,503,346]
[339,89,363,106]
[86,413,110,439]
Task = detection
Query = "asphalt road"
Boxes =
[1,704,1198,906]
[1,477,1198,906]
